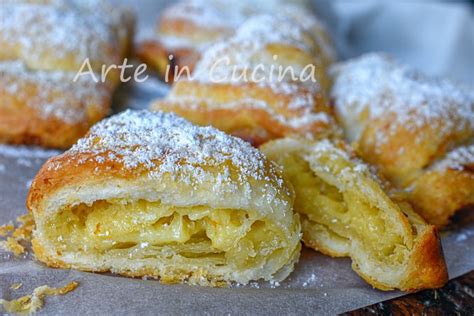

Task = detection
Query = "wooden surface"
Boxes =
[345,271,474,315]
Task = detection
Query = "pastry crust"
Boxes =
[136,41,201,82]
[138,0,335,81]
[151,15,338,146]
[261,138,448,291]
[409,145,474,226]
[0,62,111,148]
[331,53,474,226]
[0,0,135,148]
[28,110,302,286]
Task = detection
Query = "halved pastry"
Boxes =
[261,138,448,291]
[0,0,135,148]
[137,0,335,81]
[27,110,302,286]
[151,15,338,146]
[331,53,474,226]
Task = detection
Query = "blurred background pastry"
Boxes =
[151,14,338,146]
[331,53,474,227]
[0,0,135,148]
[137,0,335,81]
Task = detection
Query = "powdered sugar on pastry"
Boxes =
[0,3,117,70]
[155,0,333,60]
[194,15,316,82]
[163,0,244,29]
[69,110,288,194]
[155,14,335,141]
[166,97,332,132]
[188,15,326,112]
[0,61,109,124]
[331,53,474,142]
[432,144,474,171]
[161,0,311,30]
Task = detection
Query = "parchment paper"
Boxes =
[1,1,473,315]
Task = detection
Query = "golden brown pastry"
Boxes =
[409,145,474,226]
[261,138,448,291]
[151,15,338,146]
[0,0,135,148]
[28,110,302,286]
[0,61,112,148]
[331,53,474,226]
[137,0,335,81]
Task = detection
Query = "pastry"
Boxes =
[0,0,135,148]
[409,145,474,226]
[151,15,338,146]
[27,110,302,286]
[331,53,474,226]
[0,61,111,148]
[261,138,448,291]
[137,0,335,81]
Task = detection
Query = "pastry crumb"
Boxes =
[0,237,25,256]
[0,213,35,256]
[10,283,23,290]
[0,223,14,237]
[0,281,79,315]
[13,214,35,240]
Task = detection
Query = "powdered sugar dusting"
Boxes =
[309,139,352,165]
[0,61,110,124]
[161,0,311,32]
[193,15,319,88]
[0,2,116,71]
[0,0,134,70]
[305,139,387,189]
[69,110,288,198]
[432,144,474,171]
[0,1,133,124]
[331,53,474,143]
[166,14,333,131]
[163,0,244,29]
[165,96,333,133]
[156,0,334,62]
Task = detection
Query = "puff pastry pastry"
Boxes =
[151,15,338,146]
[261,138,448,291]
[0,0,134,148]
[27,110,302,286]
[331,53,474,226]
[137,0,335,81]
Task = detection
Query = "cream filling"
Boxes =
[279,154,410,266]
[44,200,288,273]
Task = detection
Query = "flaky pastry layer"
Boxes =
[152,80,337,147]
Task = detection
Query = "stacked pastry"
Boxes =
[138,0,335,81]
[331,53,474,227]
[26,1,455,292]
[0,0,134,148]
[151,14,338,146]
